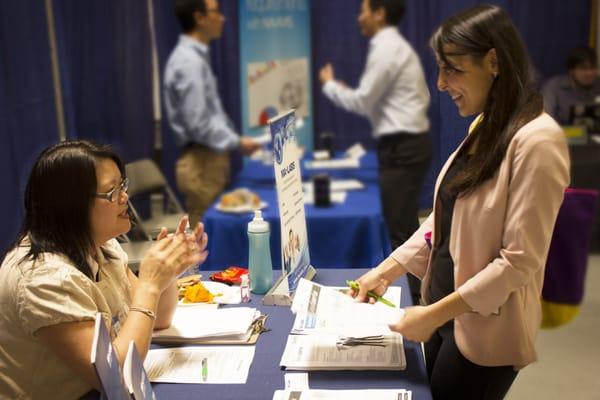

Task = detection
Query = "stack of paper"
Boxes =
[273,389,412,400]
[280,279,406,371]
[144,346,256,384]
[152,307,260,344]
[304,158,360,170]
[290,279,403,336]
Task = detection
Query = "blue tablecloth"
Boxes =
[152,269,432,400]
[202,183,390,270]
[202,151,389,271]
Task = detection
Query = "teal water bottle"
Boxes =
[247,210,273,294]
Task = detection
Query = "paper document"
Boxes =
[344,143,367,160]
[281,279,406,371]
[303,191,347,205]
[303,179,364,192]
[291,279,403,336]
[273,389,412,400]
[279,334,405,371]
[144,346,255,384]
[284,373,310,390]
[304,158,360,170]
[152,307,257,341]
[312,150,330,160]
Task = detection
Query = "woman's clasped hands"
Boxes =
[138,215,208,293]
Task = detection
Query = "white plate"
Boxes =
[179,281,241,305]
[215,201,268,214]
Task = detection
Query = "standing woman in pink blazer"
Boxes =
[352,5,570,399]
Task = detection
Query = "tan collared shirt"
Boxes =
[0,238,131,399]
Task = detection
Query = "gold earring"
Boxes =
[493,71,498,78]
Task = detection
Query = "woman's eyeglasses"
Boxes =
[95,177,129,202]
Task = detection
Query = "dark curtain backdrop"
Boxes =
[53,0,155,162]
[313,0,592,206]
[0,0,592,253]
[0,1,60,255]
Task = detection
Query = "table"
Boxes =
[237,151,380,185]
[201,152,390,270]
[202,183,391,270]
[569,139,600,251]
[152,269,432,400]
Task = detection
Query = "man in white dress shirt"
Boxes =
[319,0,431,304]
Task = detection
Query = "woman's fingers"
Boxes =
[196,249,208,265]
[163,233,187,254]
[156,227,168,241]
[154,234,174,251]
[144,228,206,280]
[355,282,370,303]
[175,215,189,235]
[198,232,208,252]
[193,222,204,240]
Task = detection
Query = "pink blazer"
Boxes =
[391,112,570,368]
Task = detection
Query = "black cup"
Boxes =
[313,174,331,207]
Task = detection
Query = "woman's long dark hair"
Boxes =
[431,5,543,195]
[10,140,124,279]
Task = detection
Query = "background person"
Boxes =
[319,0,431,305]
[541,46,600,125]
[352,5,569,399]
[164,0,261,226]
[0,140,207,399]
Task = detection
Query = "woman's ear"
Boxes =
[487,48,499,77]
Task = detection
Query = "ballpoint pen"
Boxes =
[346,280,396,308]
[201,357,208,382]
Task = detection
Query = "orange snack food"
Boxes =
[183,282,215,303]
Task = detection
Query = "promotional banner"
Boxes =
[239,0,313,151]
[270,110,311,292]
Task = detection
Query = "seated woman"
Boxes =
[0,140,208,399]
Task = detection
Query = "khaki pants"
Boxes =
[176,145,230,226]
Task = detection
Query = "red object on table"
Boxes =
[209,266,248,285]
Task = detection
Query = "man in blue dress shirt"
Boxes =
[164,0,261,225]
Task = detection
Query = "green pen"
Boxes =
[346,280,396,308]
[201,357,208,382]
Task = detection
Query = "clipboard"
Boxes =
[152,314,268,345]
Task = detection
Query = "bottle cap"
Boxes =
[241,274,249,285]
[248,209,269,233]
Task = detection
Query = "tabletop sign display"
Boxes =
[123,341,157,400]
[90,313,130,400]
[263,109,315,306]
